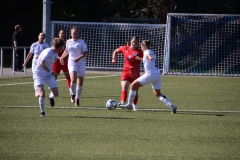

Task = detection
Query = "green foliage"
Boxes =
[0,73,240,159]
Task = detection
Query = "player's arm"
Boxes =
[59,50,69,65]
[74,51,88,63]
[22,52,33,67]
[147,53,154,61]
[112,48,120,65]
[39,60,57,76]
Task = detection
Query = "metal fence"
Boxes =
[0,46,30,76]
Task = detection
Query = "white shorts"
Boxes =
[68,63,86,77]
[34,75,58,89]
[31,59,37,73]
[137,73,162,90]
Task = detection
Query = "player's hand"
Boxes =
[22,63,26,68]
[74,57,80,63]
[51,72,58,77]
[135,56,142,61]
[60,57,64,65]
[112,59,116,65]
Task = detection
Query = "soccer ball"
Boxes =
[106,99,117,110]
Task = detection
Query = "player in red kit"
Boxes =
[52,30,71,94]
[112,36,143,111]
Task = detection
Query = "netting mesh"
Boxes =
[165,14,240,76]
[51,21,166,70]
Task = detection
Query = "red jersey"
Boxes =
[58,39,68,63]
[118,46,143,69]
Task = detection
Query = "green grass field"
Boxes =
[0,72,240,160]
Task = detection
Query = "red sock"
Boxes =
[121,90,127,103]
[66,76,71,89]
[133,95,138,104]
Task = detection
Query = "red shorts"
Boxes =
[52,59,69,74]
[121,68,140,83]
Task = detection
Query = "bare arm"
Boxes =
[39,60,57,76]
[111,49,120,65]
[74,51,88,63]
[147,54,154,61]
[59,50,69,65]
[22,52,33,67]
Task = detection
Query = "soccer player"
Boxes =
[22,33,49,97]
[33,38,65,117]
[52,30,71,94]
[120,40,177,114]
[59,26,89,106]
[112,36,143,111]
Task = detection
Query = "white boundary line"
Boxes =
[0,105,240,113]
[0,75,118,87]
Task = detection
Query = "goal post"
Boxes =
[50,21,166,71]
[164,13,240,76]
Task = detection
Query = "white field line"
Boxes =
[0,105,240,113]
[0,75,118,87]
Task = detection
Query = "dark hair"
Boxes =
[141,40,151,48]
[58,29,65,34]
[131,36,139,42]
[52,38,65,48]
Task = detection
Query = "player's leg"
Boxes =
[120,79,143,110]
[119,80,130,105]
[62,64,71,95]
[46,76,59,107]
[75,64,86,106]
[152,74,177,114]
[35,77,46,117]
[68,65,77,103]
[130,68,141,110]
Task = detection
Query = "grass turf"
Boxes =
[0,73,240,159]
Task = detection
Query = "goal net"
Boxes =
[164,13,240,76]
[51,21,166,71]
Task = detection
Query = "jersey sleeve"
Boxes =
[81,40,88,52]
[29,43,35,54]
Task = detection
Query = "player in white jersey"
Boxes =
[120,40,177,114]
[22,33,49,97]
[60,26,88,106]
[33,38,65,117]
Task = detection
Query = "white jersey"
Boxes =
[143,49,160,74]
[30,42,49,72]
[66,38,88,65]
[30,42,49,59]
[33,48,58,78]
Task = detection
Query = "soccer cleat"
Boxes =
[49,97,55,107]
[171,105,177,114]
[119,104,133,110]
[132,104,138,111]
[75,99,79,106]
[118,102,125,107]
[71,95,75,103]
[40,112,45,117]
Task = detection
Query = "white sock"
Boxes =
[49,92,55,98]
[159,94,173,108]
[71,82,76,95]
[127,90,136,105]
[76,86,82,99]
[39,97,45,112]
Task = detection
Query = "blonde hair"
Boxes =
[141,40,151,48]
